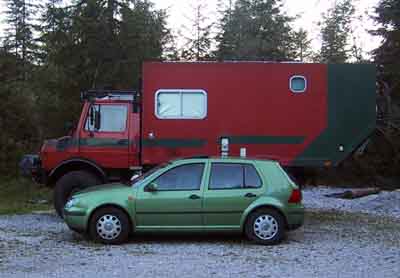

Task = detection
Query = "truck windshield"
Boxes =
[131,163,170,186]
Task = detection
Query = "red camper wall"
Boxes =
[141,62,327,166]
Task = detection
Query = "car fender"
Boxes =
[86,199,135,229]
[240,196,286,229]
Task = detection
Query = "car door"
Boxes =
[135,163,206,229]
[202,162,265,229]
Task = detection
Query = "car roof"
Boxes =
[170,156,278,164]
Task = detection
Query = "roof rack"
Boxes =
[80,90,138,102]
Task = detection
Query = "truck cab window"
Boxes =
[86,104,128,132]
[155,89,207,119]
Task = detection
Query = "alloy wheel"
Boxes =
[253,214,279,240]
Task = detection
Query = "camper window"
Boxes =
[155,89,207,119]
[290,76,307,93]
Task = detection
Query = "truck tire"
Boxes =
[54,171,102,218]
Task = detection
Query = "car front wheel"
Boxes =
[89,207,130,244]
[245,208,286,245]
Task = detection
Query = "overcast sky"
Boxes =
[156,0,381,55]
[0,0,382,55]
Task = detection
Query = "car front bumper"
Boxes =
[64,208,89,233]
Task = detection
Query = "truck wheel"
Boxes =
[54,171,102,218]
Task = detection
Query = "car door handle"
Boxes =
[245,193,257,198]
[189,194,201,200]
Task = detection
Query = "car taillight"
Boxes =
[288,188,302,203]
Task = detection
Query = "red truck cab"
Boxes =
[40,91,141,178]
[20,91,141,216]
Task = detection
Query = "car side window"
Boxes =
[209,164,243,189]
[209,163,262,190]
[153,163,204,191]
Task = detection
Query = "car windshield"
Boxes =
[131,163,170,186]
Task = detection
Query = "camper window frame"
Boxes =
[290,75,307,93]
[154,89,208,120]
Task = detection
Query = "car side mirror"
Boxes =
[145,183,158,192]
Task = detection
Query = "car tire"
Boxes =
[245,208,286,245]
[54,171,102,218]
[89,207,130,244]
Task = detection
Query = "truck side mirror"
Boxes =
[89,106,95,126]
[64,121,74,134]
[94,110,101,130]
[144,183,158,192]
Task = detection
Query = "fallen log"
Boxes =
[325,188,381,199]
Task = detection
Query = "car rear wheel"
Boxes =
[245,208,286,245]
[89,207,130,244]
[54,171,102,218]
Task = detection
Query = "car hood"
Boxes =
[74,183,131,197]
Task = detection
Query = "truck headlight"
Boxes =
[65,198,79,209]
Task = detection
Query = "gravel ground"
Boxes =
[0,187,399,278]
[303,186,400,219]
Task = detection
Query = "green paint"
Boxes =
[137,210,243,214]
[142,138,206,148]
[64,210,86,216]
[56,137,132,151]
[79,138,129,147]
[142,136,303,149]
[63,158,304,242]
[293,64,376,166]
[56,138,79,151]
[223,136,305,145]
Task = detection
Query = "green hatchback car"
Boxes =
[64,157,304,245]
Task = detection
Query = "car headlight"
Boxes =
[65,198,79,209]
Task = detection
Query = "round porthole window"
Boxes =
[290,76,307,93]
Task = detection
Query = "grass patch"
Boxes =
[0,177,52,215]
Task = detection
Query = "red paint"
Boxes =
[40,62,328,177]
[142,62,327,166]
[41,99,140,172]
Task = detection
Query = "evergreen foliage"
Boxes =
[215,0,296,61]
[373,0,400,96]
[0,0,169,175]
[180,1,213,61]
[0,0,398,182]
[319,0,355,63]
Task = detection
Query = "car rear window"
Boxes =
[244,164,262,188]
[209,163,262,190]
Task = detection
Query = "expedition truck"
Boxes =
[20,62,376,216]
